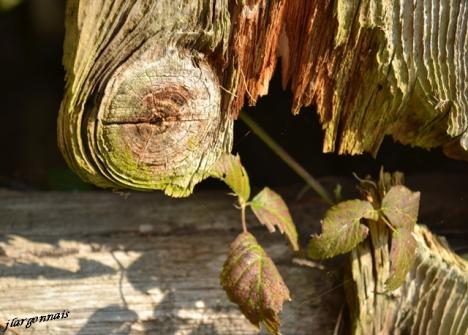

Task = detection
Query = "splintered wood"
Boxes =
[349,225,468,335]
[225,1,467,157]
[58,1,468,197]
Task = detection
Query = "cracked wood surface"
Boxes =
[347,172,468,335]
[58,0,234,196]
[349,224,468,335]
[59,0,467,195]
[280,0,468,157]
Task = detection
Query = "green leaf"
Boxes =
[250,187,299,251]
[385,227,418,291]
[381,185,420,229]
[333,184,343,203]
[308,200,378,259]
[220,232,290,335]
[209,153,250,203]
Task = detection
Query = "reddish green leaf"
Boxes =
[209,153,250,203]
[385,227,418,291]
[250,187,299,251]
[381,185,420,229]
[308,200,378,259]
[220,232,290,335]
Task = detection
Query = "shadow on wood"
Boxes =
[0,188,343,335]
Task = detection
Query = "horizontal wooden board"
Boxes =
[0,174,466,334]
[0,189,342,335]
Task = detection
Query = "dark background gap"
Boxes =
[0,0,466,191]
[232,68,467,188]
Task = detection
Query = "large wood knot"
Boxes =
[86,48,232,196]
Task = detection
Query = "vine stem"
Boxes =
[239,112,334,205]
[241,203,247,233]
[381,215,397,233]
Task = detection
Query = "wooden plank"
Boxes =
[0,189,343,335]
[0,174,466,334]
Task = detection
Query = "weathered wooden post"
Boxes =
[58,1,467,195]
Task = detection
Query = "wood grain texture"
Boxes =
[0,175,467,334]
[0,189,343,335]
[58,0,233,196]
[281,0,468,156]
[348,211,468,335]
[349,224,468,335]
[58,1,467,196]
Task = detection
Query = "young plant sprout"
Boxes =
[209,153,299,335]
